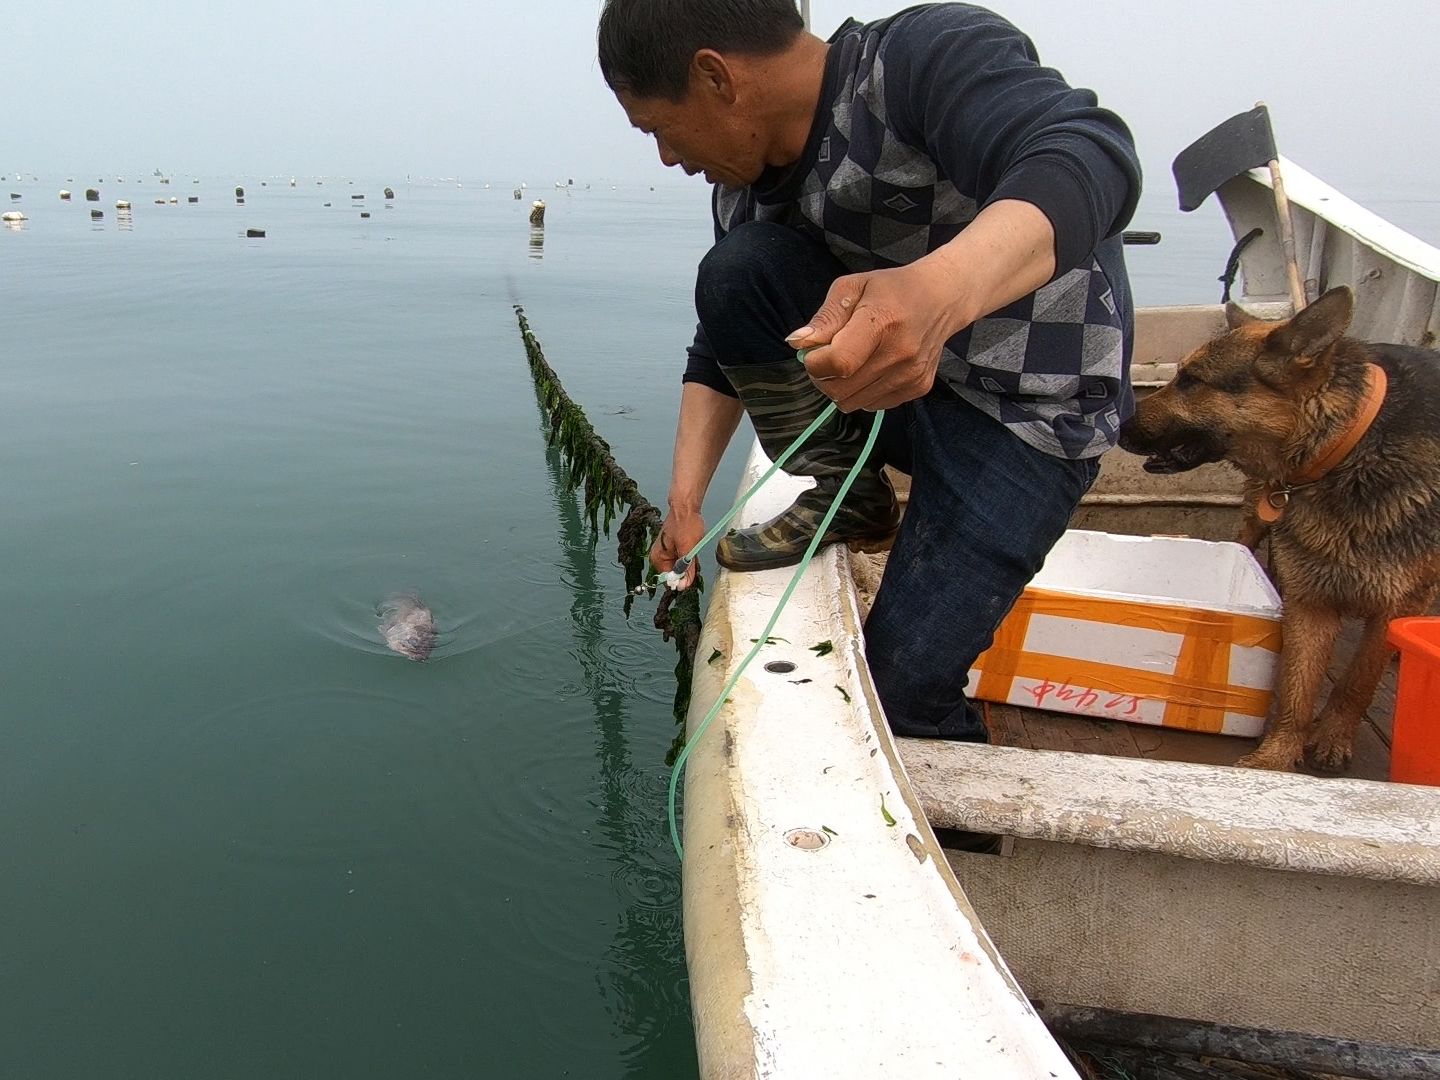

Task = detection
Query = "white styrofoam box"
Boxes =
[969,530,1282,736]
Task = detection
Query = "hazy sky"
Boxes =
[4,0,1439,209]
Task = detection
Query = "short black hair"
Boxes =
[598,0,805,100]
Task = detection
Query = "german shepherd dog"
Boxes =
[1119,286,1440,772]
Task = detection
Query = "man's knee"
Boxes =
[694,220,816,328]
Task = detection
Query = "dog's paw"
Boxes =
[1235,744,1301,771]
[1305,725,1355,775]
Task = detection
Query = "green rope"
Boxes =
[667,405,886,861]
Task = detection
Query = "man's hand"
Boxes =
[785,258,971,412]
[650,509,703,589]
[785,199,1058,412]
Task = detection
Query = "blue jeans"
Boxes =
[695,221,1102,740]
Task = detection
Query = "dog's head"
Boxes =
[1118,286,1355,475]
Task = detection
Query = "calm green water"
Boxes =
[6,172,1429,1079]
[2,179,717,1079]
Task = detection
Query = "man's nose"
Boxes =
[657,140,681,168]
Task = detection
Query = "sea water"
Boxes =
[0,172,1412,1077]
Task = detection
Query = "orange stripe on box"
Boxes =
[1163,609,1236,732]
[984,650,1273,719]
[1022,589,1282,650]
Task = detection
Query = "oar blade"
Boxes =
[1172,105,1278,212]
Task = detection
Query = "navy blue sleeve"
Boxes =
[882,4,1141,276]
[683,321,737,397]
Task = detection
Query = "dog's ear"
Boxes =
[1224,301,1267,330]
[1265,287,1355,365]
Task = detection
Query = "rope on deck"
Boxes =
[513,305,702,758]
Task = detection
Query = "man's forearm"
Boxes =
[923,198,1057,336]
[668,381,745,513]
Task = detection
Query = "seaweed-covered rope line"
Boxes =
[513,305,703,747]
[513,306,882,861]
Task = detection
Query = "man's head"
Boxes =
[598,0,807,187]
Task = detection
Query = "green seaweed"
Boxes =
[810,640,834,657]
[515,305,704,765]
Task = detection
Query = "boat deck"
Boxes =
[853,533,1435,785]
[980,622,1382,782]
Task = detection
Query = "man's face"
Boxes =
[617,78,762,188]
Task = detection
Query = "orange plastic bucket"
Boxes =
[1387,617,1440,786]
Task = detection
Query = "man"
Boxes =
[599,0,1140,740]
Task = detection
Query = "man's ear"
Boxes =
[691,49,737,104]
[1265,286,1354,365]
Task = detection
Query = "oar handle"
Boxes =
[1255,102,1309,312]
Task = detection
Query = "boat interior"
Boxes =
[682,146,1440,1080]
[842,188,1440,1073]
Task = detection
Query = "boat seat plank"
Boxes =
[899,740,1440,886]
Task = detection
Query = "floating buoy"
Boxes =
[59,190,71,200]
[289,178,296,187]
[154,198,166,205]
[360,211,370,219]
[383,187,394,199]
[168,197,177,204]
[351,194,364,200]
[529,199,546,227]
[8,192,19,200]
[90,209,104,219]
[188,196,198,203]
[235,186,244,198]
[116,200,131,209]
[513,188,522,200]
[160,177,170,185]
[246,228,265,238]
[236,198,245,205]
[323,201,331,207]
[85,188,100,201]
[2,211,25,222]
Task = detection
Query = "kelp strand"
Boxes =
[514,306,703,752]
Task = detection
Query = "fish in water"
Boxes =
[379,593,437,661]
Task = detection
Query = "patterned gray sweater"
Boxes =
[685,3,1142,459]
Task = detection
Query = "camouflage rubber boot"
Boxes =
[716,359,900,573]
